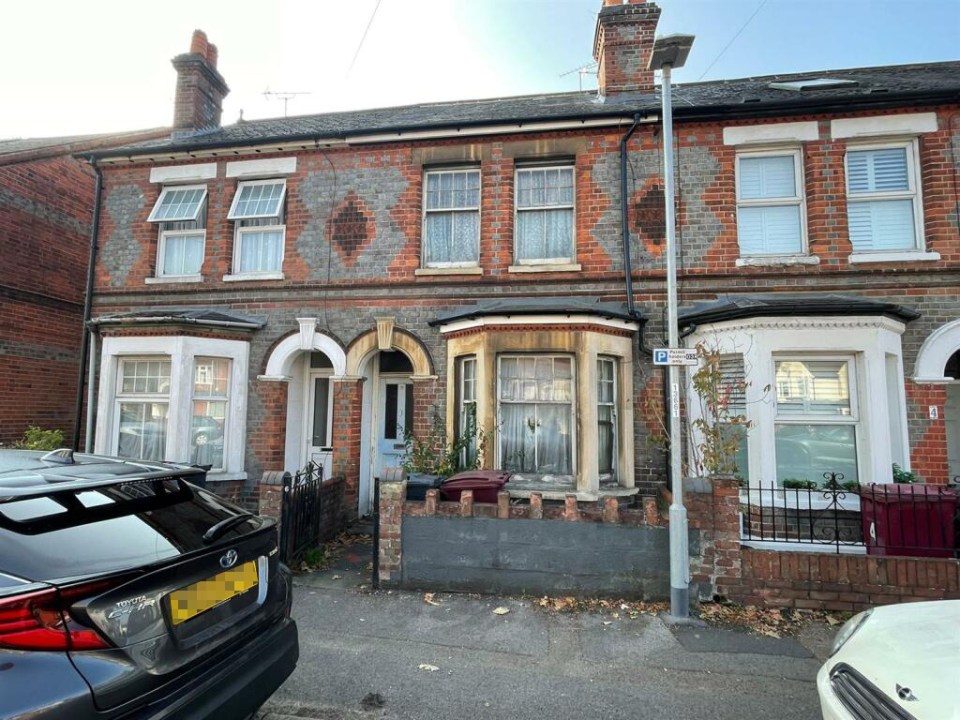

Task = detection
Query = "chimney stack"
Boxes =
[171,30,230,138]
[593,0,662,97]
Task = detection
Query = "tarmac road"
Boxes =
[259,567,831,720]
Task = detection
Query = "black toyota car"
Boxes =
[0,449,298,719]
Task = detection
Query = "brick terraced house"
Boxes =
[83,1,960,525]
[0,129,164,446]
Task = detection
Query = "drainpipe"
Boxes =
[73,158,103,451]
[620,113,643,316]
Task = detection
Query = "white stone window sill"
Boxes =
[205,471,248,483]
[739,539,866,555]
[145,275,203,284]
[848,251,941,264]
[415,266,483,276]
[508,263,582,274]
[735,255,820,267]
[223,272,286,282]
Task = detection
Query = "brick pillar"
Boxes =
[332,378,363,517]
[250,381,288,471]
[257,470,289,519]
[377,475,406,586]
[685,475,743,602]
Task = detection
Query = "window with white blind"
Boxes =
[718,355,749,481]
[148,186,208,279]
[515,165,575,264]
[423,169,480,267]
[774,357,859,487]
[228,179,287,276]
[845,141,921,253]
[736,150,806,256]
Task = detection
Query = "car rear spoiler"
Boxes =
[0,450,207,503]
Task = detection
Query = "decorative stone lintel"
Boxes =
[375,316,395,351]
[256,374,292,383]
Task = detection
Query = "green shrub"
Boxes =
[15,426,64,451]
[781,478,818,490]
[892,463,918,484]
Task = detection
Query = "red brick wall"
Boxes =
[0,155,94,444]
[332,380,363,514]
[906,382,949,483]
[736,549,960,612]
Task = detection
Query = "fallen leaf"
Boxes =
[331,574,341,580]
[424,593,440,606]
[492,607,510,615]
[418,664,439,672]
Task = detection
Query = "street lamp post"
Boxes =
[648,33,695,621]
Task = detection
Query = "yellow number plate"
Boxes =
[168,560,258,626]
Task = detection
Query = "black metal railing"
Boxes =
[740,472,959,556]
[279,462,324,565]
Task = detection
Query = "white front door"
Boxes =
[376,378,412,478]
[305,372,333,477]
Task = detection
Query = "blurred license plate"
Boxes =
[168,560,258,626]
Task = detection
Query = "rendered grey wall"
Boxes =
[401,516,694,598]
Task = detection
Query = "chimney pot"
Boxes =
[189,30,209,57]
[207,43,218,68]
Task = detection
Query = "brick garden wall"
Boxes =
[686,477,960,612]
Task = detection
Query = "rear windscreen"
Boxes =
[0,480,265,581]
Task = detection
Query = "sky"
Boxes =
[1,0,957,139]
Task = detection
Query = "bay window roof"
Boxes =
[430,298,641,327]
[678,293,920,328]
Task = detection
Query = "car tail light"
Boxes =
[0,582,114,651]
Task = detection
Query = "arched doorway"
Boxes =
[914,319,960,480]
[347,327,434,516]
[260,321,347,478]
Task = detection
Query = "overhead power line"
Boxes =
[697,0,769,81]
[347,0,383,77]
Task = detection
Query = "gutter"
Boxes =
[73,158,102,451]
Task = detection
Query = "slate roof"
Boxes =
[0,128,167,164]
[430,298,641,327]
[678,294,921,326]
[96,61,960,158]
[91,309,265,329]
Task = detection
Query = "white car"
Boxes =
[817,600,960,719]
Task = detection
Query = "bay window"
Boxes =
[498,355,574,477]
[97,335,250,478]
